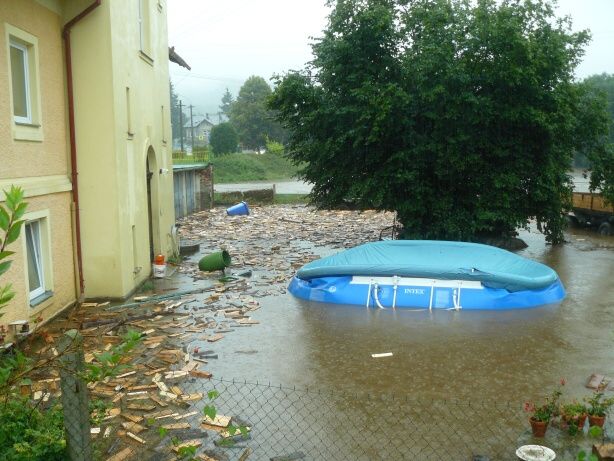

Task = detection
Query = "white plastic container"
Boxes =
[152,264,166,278]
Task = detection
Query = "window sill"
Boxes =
[139,51,154,66]
[30,291,53,308]
[13,123,43,142]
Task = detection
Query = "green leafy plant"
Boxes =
[0,186,27,313]
[586,392,614,416]
[524,380,565,423]
[561,400,588,435]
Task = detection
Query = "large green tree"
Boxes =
[230,76,285,149]
[580,74,614,203]
[209,122,238,156]
[270,0,609,243]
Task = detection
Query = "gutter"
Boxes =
[63,0,101,298]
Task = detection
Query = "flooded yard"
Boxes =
[33,205,614,460]
[179,206,614,404]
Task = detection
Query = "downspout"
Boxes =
[63,0,101,298]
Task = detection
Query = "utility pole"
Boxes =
[179,100,184,152]
[189,105,195,153]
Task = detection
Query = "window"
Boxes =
[22,212,53,305]
[9,40,31,123]
[5,24,42,141]
[138,0,152,58]
[25,220,45,300]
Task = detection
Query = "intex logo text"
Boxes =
[404,288,425,295]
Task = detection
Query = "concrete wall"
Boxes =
[67,0,175,298]
[0,0,76,338]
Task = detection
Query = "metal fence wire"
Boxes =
[81,375,539,461]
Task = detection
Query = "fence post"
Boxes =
[58,329,92,461]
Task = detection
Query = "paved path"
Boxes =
[214,180,312,194]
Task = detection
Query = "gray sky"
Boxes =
[167,0,614,117]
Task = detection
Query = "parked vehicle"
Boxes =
[569,192,614,236]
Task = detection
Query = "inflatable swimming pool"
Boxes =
[288,241,565,310]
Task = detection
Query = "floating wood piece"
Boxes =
[164,370,189,380]
[126,403,156,411]
[175,410,198,420]
[180,393,203,402]
[121,422,146,434]
[149,394,169,408]
[106,447,133,461]
[181,362,199,372]
[133,296,148,302]
[161,422,190,430]
[593,443,614,461]
[238,447,253,461]
[237,318,259,325]
[371,352,393,358]
[206,333,224,342]
[116,371,137,379]
[190,370,212,379]
[126,432,146,444]
[202,414,231,428]
[120,413,143,423]
[172,439,202,453]
[220,426,251,439]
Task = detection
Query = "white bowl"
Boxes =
[516,445,556,461]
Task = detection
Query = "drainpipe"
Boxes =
[63,0,101,298]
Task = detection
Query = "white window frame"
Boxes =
[25,220,45,299]
[5,23,43,142]
[21,211,53,305]
[9,39,32,124]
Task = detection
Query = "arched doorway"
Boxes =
[146,147,159,262]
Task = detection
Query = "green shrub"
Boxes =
[0,397,66,460]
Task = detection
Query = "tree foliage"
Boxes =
[170,81,186,142]
[219,88,234,119]
[580,74,614,203]
[210,122,239,155]
[230,76,285,149]
[270,0,609,243]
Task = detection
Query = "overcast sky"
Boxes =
[167,0,614,118]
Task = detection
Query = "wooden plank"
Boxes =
[202,414,231,428]
[106,447,133,461]
[126,432,146,444]
[172,439,202,453]
[161,422,190,430]
[121,422,146,434]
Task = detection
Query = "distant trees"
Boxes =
[229,76,285,150]
[270,0,611,244]
[209,122,238,155]
[219,88,234,119]
[169,81,186,142]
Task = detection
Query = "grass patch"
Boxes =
[274,194,309,205]
[211,153,299,183]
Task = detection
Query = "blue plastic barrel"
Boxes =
[226,201,250,216]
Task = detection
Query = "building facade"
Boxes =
[0,0,176,340]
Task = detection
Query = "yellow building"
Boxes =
[1,0,177,340]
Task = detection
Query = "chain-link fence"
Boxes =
[24,333,606,461]
[60,373,571,461]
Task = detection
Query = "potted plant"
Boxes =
[560,401,588,434]
[524,381,564,437]
[586,392,614,428]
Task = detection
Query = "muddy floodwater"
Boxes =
[172,208,614,459]
[189,225,613,404]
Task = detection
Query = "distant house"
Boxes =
[184,116,215,146]
[1,0,182,341]
[179,112,229,149]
